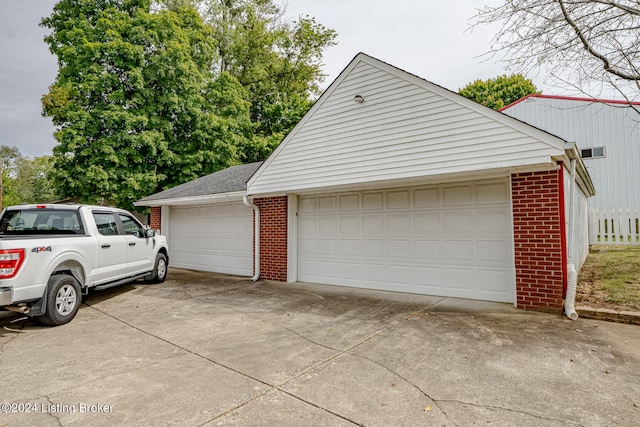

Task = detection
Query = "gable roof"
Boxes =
[247,53,571,196]
[135,162,262,207]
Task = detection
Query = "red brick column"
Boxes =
[150,206,162,231]
[511,170,565,313]
[255,196,288,281]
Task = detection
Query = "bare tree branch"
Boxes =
[472,0,640,103]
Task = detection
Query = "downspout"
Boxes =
[243,196,260,281]
[565,156,579,320]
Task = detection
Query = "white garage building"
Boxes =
[138,53,595,315]
[136,162,261,276]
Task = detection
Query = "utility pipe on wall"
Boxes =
[565,155,579,320]
[243,196,260,282]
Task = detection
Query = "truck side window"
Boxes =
[93,213,119,236]
[119,214,145,238]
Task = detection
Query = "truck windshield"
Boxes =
[0,208,85,235]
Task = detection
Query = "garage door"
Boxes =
[169,203,253,276]
[297,179,514,302]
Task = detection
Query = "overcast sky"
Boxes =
[0,0,516,159]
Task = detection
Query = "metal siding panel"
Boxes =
[505,97,640,210]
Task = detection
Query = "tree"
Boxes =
[194,0,337,160]
[473,0,640,102]
[459,74,540,110]
[41,0,246,210]
[1,145,57,208]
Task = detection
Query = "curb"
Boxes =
[576,306,640,325]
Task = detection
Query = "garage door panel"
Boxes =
[444,212,473,233]
[414,241,442,261]
[339,239,360,256]
[414,266,442,288]
[443,240,474,261]
[477,182,509,204]
[169,203,252,276]
[388,240,412,258]
[340,194,359,211]
[477,269,511,293]
[318,239,337,255]
[477,210,511,234]
[319,196,337,212]
[414,213,441,234]
[298,179,515,303]
[443,267,475,291]
[414,188,439,208]
[387,214,411,233]
[361,263,386,283]
[363,192,383,209]
[363,239,385,257]
[387,190,410,208]
[477,241,510,264]
[340,216,360,235]
[363,215,384,232]
[443,186,472,206]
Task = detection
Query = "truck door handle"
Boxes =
[101,244,111,248]
[128,242,136,246]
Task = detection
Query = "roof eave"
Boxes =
[134,191,247,207]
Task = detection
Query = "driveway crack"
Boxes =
[436,399,587,426]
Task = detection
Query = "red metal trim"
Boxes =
[558,163,568,299]
[500,93,640,112]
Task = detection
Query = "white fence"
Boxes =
[589,209,640,245]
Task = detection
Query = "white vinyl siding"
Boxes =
[248,55,565,196]
[296,179,515,303]
[169,203,253,276]
[564,166,590,268]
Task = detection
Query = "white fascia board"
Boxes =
[249,161,558,197]
[134,191,247,207]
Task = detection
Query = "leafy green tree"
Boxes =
[196,0,337,160]
[1,145,57,208]
[459,74,540,110]
[41,0,245,210]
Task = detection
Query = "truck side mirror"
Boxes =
[145,228,156,238]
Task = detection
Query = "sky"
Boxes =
[0,0,518,159]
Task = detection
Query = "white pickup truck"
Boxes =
[0,204,169,326]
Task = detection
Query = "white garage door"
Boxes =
[169,203,253,276]
[297,179,514,302]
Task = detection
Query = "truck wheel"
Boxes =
[150,253,168,284]
[38,275,82,326]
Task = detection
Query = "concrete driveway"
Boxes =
[1,269,639,426]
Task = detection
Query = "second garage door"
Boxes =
[169,202,253,276]
[297,179,515,302]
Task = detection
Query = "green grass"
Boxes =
[578,246,640,311]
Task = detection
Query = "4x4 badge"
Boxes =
[32,246,52,253]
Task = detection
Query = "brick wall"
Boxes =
[255,196,288,281]
[150,207,162,231]
[511,169,565,313]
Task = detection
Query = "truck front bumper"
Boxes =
[0,287,13,306]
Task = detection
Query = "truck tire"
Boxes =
[38,274,82,326]
[150,253,168,284]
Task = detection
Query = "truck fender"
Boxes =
[44,251,89,288]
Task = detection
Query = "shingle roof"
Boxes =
[137,162,263,203]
